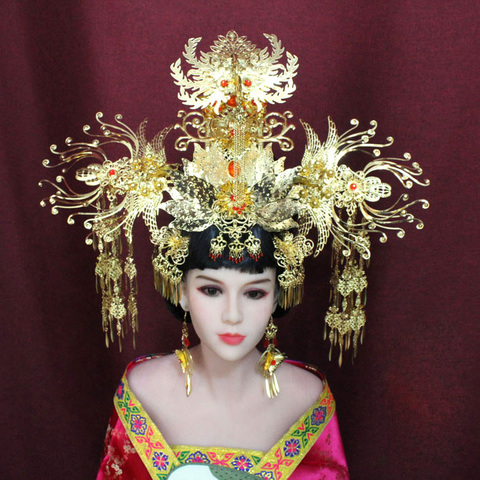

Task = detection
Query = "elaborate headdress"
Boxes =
[40,31,429,362]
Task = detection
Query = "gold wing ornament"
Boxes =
[294,118,429,364]
[40,114,175,349]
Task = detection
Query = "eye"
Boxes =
[200,286,221,297]
[245,290,266,300]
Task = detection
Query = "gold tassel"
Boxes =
[94,232,138,350]
[175,314,194,396]
[325,235,368,366]
[256,317,286,398]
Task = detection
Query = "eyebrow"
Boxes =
[195,275,273,286]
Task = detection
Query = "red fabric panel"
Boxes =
[1,1,478,478]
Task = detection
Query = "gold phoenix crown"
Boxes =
[40,31,429,362]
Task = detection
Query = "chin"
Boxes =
[206,341,259,363]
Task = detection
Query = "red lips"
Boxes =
[218,333,246,345]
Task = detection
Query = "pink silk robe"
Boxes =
[97,355,349,479]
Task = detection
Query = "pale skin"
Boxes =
[128,267,323,452]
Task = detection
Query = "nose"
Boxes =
[221,293,243,325]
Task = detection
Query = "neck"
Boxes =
[189,344,263,400]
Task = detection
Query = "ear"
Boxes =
[179,297,189,311]
[179,281,189,312]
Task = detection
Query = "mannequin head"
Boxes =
[179,266,277,362]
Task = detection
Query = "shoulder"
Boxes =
[276,360,324,411]
[127,354,182,401]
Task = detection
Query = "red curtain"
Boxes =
[1,1,478,478]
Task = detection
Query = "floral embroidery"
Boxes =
[105,443,125,477]
[311,406,327,425]
[206,451,236,467]
[232,455,253,471]
[186,450,210,463]
[174,448,259,469]
[283,439,301,457]
[116,381,125,399]
[135,426,165,460]
[117,391,141,423]
[259,447,295,478]
[153,452,169,471]
[123,438,137,455]
[290,417,317,448]
[130,414,147,435]
[174,450,190,462]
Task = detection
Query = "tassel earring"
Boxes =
[175,312,194,397]
[256,316,286,398]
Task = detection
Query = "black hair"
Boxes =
[164,224,288,320]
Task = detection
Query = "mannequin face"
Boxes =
[180,267,277,362]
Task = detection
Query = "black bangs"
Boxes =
[180,225,279,275]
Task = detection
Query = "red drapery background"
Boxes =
[1,1,478,478]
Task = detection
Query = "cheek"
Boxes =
[246,302,273,330]
[189,314,209,344]
[188,303,210,329]
[185,288,210,311]
[187,294,217,331]
[247,295,275,316]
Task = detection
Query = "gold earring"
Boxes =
[256,316,286,398]
[175,312,194,397]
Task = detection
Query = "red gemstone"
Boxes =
[349,182,357,190]
[229,256,244,263]
[221,80,229,87]
[249,252,263,261]
[227,95,237,107]
[109,169,116,176]
[184,337,190,347]
[209,253,221,261]
[244,79,252,87]
[232,203,246,214]
[271,360,276,366]
[228,161,240,177]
